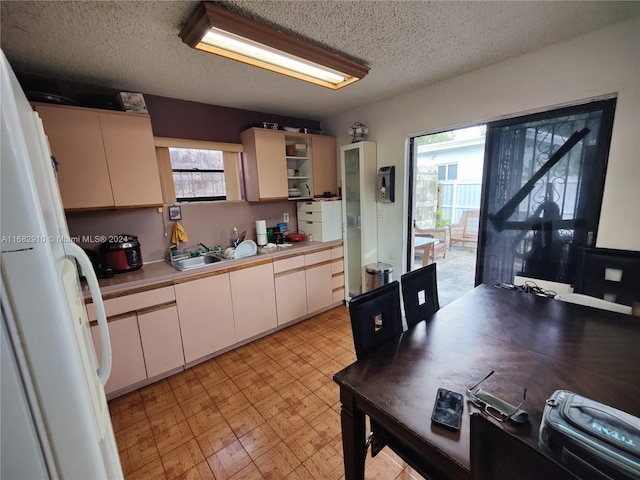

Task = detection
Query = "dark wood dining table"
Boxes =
[333,284,640,480]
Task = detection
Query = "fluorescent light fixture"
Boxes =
[179,2,369,90]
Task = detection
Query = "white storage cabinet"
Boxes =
[340,141,378,300]
[297,200,342,242]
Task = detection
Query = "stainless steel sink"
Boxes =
[168,252,227,271]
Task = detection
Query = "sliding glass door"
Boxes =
[477,99,616,287]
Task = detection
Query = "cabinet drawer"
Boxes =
[305,249,331,266]
[297,209,324,223]
[298,220,324,241]
[297,201,325,213]
[332,259,344,275]
[331,246,344,260]
[332,273,344,289]
[332,288,345,303]
[273,254,305,274]
[87,285,175,321]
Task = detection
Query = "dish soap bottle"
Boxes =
[230,226,238,247]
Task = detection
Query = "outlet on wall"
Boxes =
[283,213,289,222]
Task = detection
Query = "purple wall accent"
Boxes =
[17,73,321,144]
[67,201,298,263]
[144,95,320,144]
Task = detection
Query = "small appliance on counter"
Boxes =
[99,234,143,274]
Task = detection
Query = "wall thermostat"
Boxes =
[377,166,395,203]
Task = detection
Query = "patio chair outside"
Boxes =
[449,209,480,250]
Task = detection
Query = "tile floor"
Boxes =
[109,305,423,480]
[413,245,477,307]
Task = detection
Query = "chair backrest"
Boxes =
[574,247,640,307]
[456,210,480,235]
[401,263,440,329]
[555,293,632,315]
[348,281,403,359]
[470,414,579,480]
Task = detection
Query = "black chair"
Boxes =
[348,280,404,359]
[574,247,640,307]
[401,263,440,329]
[348,281,451,478]
[470,414,579,479]
[348,281,403,457]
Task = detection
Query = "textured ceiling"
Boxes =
[1,1,638,121]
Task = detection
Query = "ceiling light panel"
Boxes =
[179,2,369,89]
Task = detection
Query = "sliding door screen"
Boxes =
[477,99,616,287]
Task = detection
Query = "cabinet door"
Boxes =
[341,141,377,299]
[275,270,307,325]
[175,273,236,364]
[137,305,184,378]
[241,129,288,201]
[311,135,337,196]
[99,112,163,207]
[35,104,114,209]
[230,262,277,341]
[91,315,146,395]
[306,263,333,314]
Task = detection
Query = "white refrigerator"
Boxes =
[0,51,123,479]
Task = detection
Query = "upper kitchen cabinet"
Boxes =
[34,103,162,210]
[35,104,112,209]
[310,135,337,197]
[241,128,288,201]
[241,128,337,202]
[98,112,162,207]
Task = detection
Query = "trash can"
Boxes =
[365,262,394,292]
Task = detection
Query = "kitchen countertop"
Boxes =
[82,239,342,299]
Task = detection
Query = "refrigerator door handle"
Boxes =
[65,242,112,385]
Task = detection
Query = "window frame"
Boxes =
[154,137,244,204]
[169,147,227,202]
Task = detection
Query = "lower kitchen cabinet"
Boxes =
[88,242,343,398]
[274,255,307,325]
[306,263,333,313]
[91,315,147,396]
[230,261,277,341]
[174,273,236,364]
[137,304,184,378]
[305,249,333,313]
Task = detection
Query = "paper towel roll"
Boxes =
[256,220,267,246]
